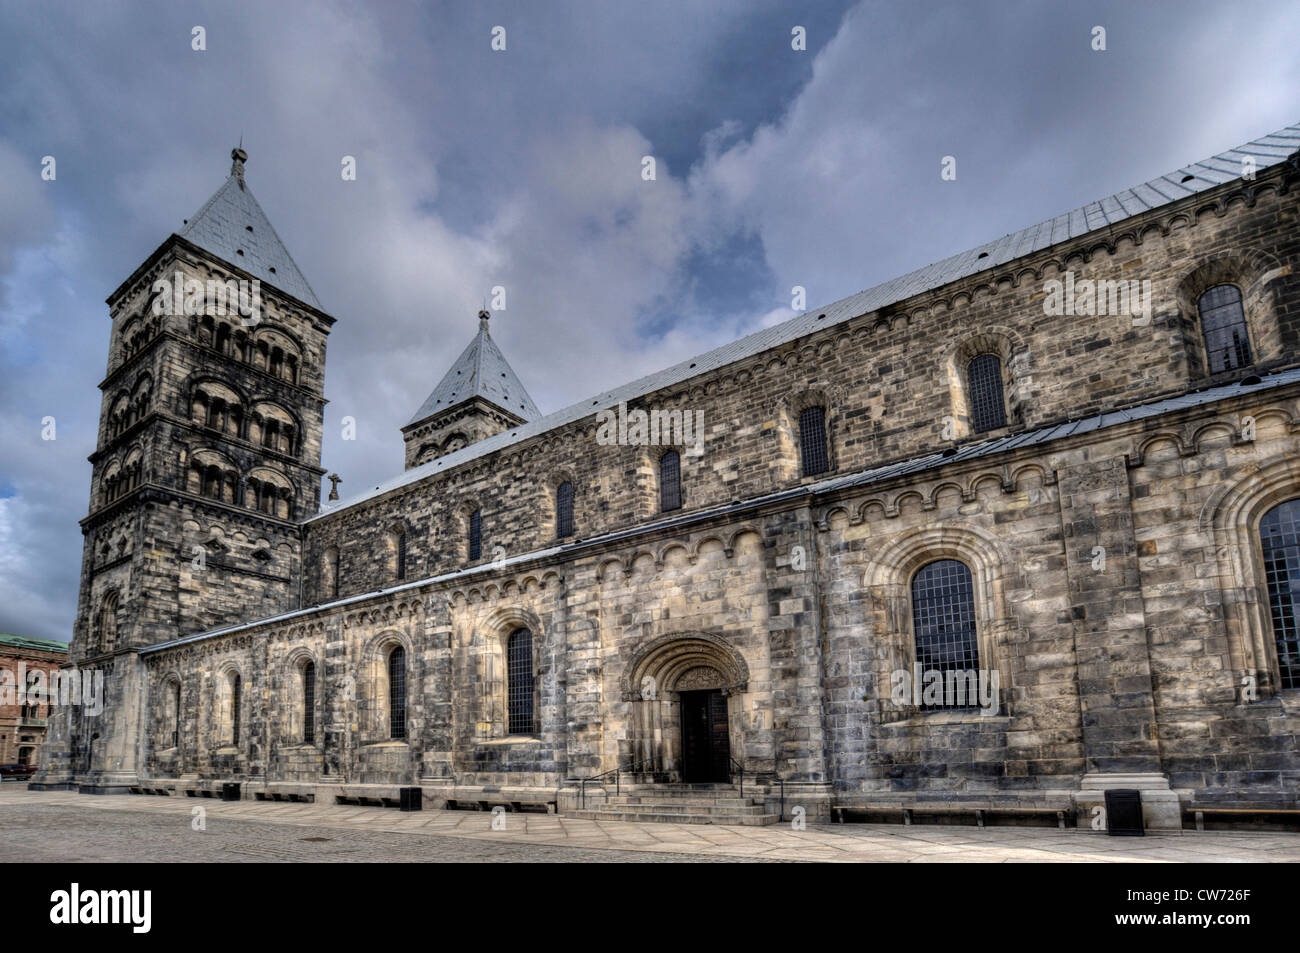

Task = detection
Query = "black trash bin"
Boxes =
[221,782,241,802]
[399,786,422,812]
[1104,788,1144,836]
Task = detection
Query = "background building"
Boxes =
[1,635,69,769]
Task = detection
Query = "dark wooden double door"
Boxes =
[680,689,730,783]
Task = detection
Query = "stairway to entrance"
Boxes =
[567,783,780,826]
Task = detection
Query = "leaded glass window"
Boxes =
[507,628,535,734]
[967,354,1007,433]
[556,482,574,538]
[799,405,829,476]
[388,646,406,740]
[468,509,482,561]
[303,661,316,744]
[1199,284,1252,373]
[910,559,980,709]
[660,450,681,512]
[395,531,406,580]
[230,673,241,746]
[1261,499,1300,690]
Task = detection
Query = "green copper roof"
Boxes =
[0,634,69,654]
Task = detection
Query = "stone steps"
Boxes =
[569,807,781,826]
[569,782,778,825]
[594,799,769,815]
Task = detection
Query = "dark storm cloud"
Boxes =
[0,0,1296,640]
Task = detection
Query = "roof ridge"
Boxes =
[321,120,1300,517]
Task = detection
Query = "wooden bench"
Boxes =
[1186,807,1300,831]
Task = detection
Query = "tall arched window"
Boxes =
[170,680,181,748]
[302,661,316,744]
[507,628,535,735]
[910,559,980,709]
[1260,499,1300,690]
[468,509,482,561]
[556,482,575,538]
[967,354,1007,433]
[1199,284,1252,373]
[799,405,829,476]
[660,449,682,512]
[98,592,119,654]
[389,528,407,580]
[230,673,242,746]
[388,646,407,740]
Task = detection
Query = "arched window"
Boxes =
[230,673,242,746]
[302,661,316,744]
[468,509,482,561]
[556,482,575,538]
[910,559,980,709]
[1260,499,1300,690]
[799,405,829,476]
[388,646,406,740]
[170,680,181,748]
[660,449,682,512]
[967,354,1007,433]
[98,592,119,654]
[507,628,535,735]
[1199,284,1252,373]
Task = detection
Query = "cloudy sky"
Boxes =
[1,0,1297,643]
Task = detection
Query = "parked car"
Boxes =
[0,763,34,781]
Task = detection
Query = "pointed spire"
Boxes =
[405,309,540,427]
[179,148,322,308]
[230,146,248,188]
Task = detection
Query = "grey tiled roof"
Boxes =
[156,366,1300,651]
[180,165,322,309]
[406,317,541,426]
[312,122,1299,519]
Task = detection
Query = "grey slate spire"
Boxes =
[179,147,322,309]
[406,309,541,427]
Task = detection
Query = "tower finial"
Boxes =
[230,145,248,186]
[478,308,490,333]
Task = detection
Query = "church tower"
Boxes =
[35,148,334,793]
[400,309,540,468]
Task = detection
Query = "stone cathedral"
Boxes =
[34,125,1300,830]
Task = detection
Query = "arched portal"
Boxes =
[621,634,749,781]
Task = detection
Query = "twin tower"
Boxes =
[41,148,530,791]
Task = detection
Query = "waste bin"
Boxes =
[1104,788,1144,836]
[399,786,422,812]
[221,782,241,802]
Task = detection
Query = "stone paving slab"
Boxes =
[2,788,1299,863]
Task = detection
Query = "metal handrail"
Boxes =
[571,758,657,809]
[729,757,744,799]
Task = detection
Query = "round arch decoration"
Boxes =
[620,631,749,701]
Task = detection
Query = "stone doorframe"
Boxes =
[619,633,750,778]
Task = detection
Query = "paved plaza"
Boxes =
[2,787,1298,863]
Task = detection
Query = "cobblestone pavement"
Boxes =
[3,788,1299,862]
[0,803,775,862]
